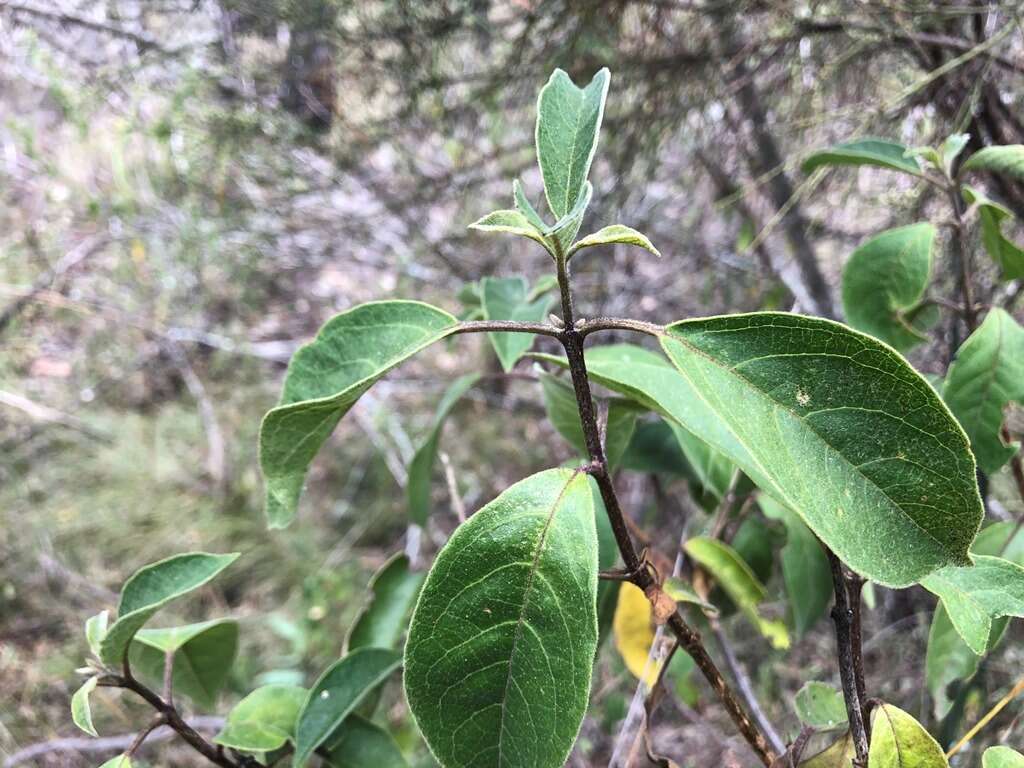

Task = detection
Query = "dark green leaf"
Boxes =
[536,68,609,219]
[760,495,832,636]
[293,647,402,767]
[407,373,480,525]
[661,313,982,587]
[99,552,238,666]
[794,681,847,730]
[943,308,1024,474]
[668,422,735,501]
[539,372,639,470]
[567,224,660,260]
[618,417,691,477]
[841,223,936,351]
[323,715,407,768]
[962,185,1024,281]
[404,469,598,768]
[346,554,425,652]
[802,138,922,176]
[869,703,948,767]
[215,685,307,753]
[129,619,239,709]
[962,145,1024,180]
[481,277,553,371]
[261,301,458,527]
[72,676,99,737]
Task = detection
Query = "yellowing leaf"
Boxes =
[613,582,658,686]
[869,703,948,768]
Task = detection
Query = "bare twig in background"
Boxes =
[0,389,110,443]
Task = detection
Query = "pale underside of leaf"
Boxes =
[567,224,661,259]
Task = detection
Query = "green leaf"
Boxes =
[129,619,239,709]
[539,372,639,470]
[567,224,660,260]
[468,209,554,256]
[841,223,936,351]
[536,68,610,219]
[794,681,847,730]
[940,133,970,174]
[943,308,1024,474]
[802,138,922,176]
[85,610,108,658]
[869,703,948,767]
[684,536,789,649]
[962,145,1024,180]
[921,554,1024,655]
[513,179,548,232]
[481,277,553,371]
[662,577,717,614]
[346,554,425,652]
[759,495,832,636]
[404,468,598,768]
[323,715,407,768]
[72,676,99,737]
[260,301,458,527]
[618,417,692,477]
[215,684,307,752]
[985,747,1024,768]
[925,521,1024,718]
[98,756,132,768]
[799,732,854,767]
[407,373,480,525]
[545,181,592,252]
[293,647,402,767]
[962,185,1024,281]
[99,552,239,666]
[661,313,982,587]
[668,422,735,501]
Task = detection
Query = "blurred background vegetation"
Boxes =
[1,1,1023,765]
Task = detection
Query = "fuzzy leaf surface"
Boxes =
[661,313,982,587]
[99,552,238,666]
[261,302,458,527]
[404,469,598,768]
[536,68,609,218]
[943,308,1024,474]
[292,648,401,767]
[841,223,935,351]
[215,685,307,752]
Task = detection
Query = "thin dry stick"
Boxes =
[946,674,1024,758]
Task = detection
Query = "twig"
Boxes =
[554,247,778,766]
[439,451,465,523]
[0,2,162,51]
[0,389,111,443]
[827,551,870,765]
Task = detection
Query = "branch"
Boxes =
[827,551,870,765]
[553,252,779,766]
[0,1,162,51]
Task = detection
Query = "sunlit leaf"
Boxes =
[129,619,239,709]
[293,648,402,767]
[99,552,239,666]
[794,681,847,730]
[407,373,480,525]
[802,138,922,175]
[943,308,1024,474]
[841,223,936,351]
[536,68,609,219]
[71,676,99,737]
[260,301,458,527]
[404,469,598,768]
[868,703,948,767]
[215,684,307,753]
[346,554,425,652]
